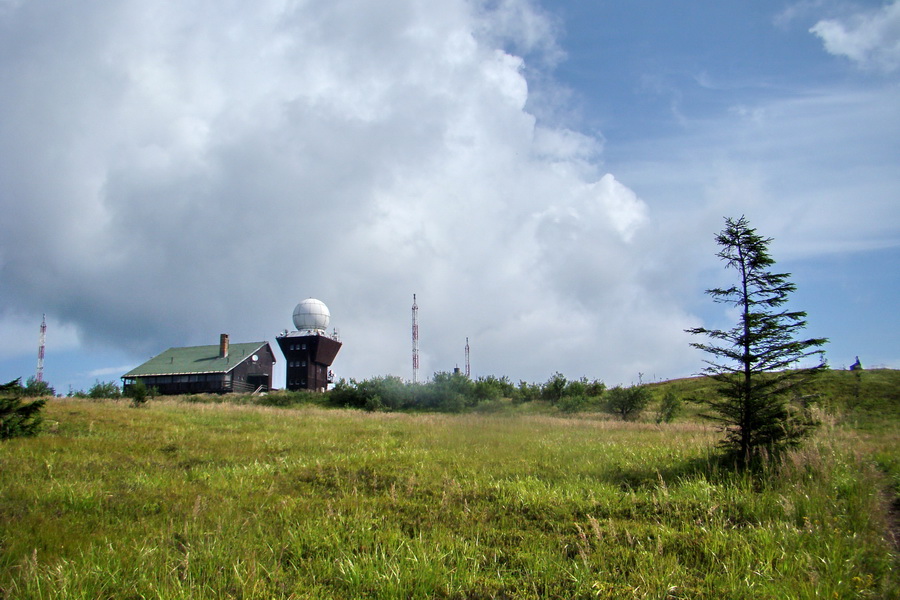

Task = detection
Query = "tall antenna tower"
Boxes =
[465,337,470,378]
[411,294,419,383]
[36,314,46,383]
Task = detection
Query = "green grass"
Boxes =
[1,390,898,599]
[645,368,900,421]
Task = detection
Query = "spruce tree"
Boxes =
[0,378,46,439]
[687,216,827,466]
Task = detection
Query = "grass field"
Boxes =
[1,372,898,599]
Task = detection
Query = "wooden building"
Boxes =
[122,334,275,395]
[276,333,341,392]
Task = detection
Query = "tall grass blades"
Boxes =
[0,398,897,599]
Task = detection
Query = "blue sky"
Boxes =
[542,0,899,366]
[1,0,897,393]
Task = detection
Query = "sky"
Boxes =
[1,0,898,394]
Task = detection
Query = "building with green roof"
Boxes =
[122,334,275,395]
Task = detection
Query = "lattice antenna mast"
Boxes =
[36,314,46,383]
[411,294,419,384]
[465,337,470,378]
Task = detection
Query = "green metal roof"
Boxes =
[123,342,271,378]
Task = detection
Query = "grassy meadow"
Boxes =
[1,371,898,599]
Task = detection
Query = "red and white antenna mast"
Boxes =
[465,337,470,378]
[411,294,419,383]
[36,314,46,382]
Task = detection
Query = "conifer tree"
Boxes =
[0,378,46,439]
[687,216,827,466]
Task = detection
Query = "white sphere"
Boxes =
[293,298,330,332]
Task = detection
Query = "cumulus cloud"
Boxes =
[0,0,700,387]
[810,1,900,72]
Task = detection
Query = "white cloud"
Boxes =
[611,83,900,261]
[0,0,700,387]
[810,1,900,72]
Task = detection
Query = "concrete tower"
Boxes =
[276,298,342,392]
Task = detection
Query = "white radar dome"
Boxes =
[293,298,330,332]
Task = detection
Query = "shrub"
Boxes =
[542,372,567,404]
[472,375,512,402]
[364,395,387,412]
[655,391,682,424]
[126,380,151,407]
[88,380,121,399]
[513,380,541,403]
[558,395,592,413]
[583,378,607,399]
[23,376,55,397]
[327,376,415,411]
[605,385,650,421]
[327,378,367,408]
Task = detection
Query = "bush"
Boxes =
[472,375,514,402]
[558,395,592,413]
[364,395,388,412]
[513,380,541,403]
[541,372,568,404]
[655,391,682,424]
[427,371,475,407]
[126,380,155,407]
[327,376,415,411]
[88,380,121,399]
[327,378,367,408]
[605,384,651,421]
[0,378,46,439]
[323,372,605,414]
[23,376,55,397]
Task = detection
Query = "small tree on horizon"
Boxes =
[23,376,55,398]
[687,216,827,467]
[88,380,122,399]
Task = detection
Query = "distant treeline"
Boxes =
[254,371,666,421]
[327,371,607,413]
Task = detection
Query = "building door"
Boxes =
[246,375,270,392]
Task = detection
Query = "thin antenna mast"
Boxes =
[412,294,419,384]
[465,337,470,378]
[36,314,46,383]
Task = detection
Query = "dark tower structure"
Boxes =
[276,298,342,392]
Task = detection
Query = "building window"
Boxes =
[301,361,307,367]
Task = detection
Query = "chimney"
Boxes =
[219,334,229,358]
